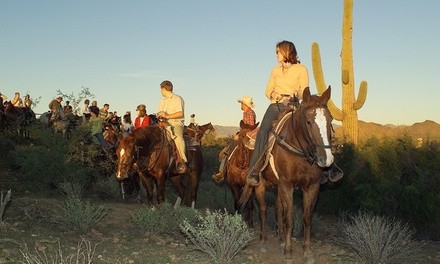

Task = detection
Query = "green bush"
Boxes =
[55,195,107,232]
[132,202,198,235]
[317,136,440,239]
[334,211,420,264]
[180,209,253,264]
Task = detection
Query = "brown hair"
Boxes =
[160,80,173,91]
[276,40,299,64]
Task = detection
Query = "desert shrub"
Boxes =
[180,209,253,264]
[334,211,420,264]
[132,202,198,235]
[55,185,107,232]
[317,137,440,239]
[20,237,99,264]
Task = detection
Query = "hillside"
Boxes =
[334,120,440,143]
[213,120,440,143]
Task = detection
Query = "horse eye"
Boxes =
[306,121,312,126]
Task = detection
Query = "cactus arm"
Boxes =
[311,42,327,93]
[312,42,343,120]
[353,81,367,110]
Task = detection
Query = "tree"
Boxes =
[56,86,94,115]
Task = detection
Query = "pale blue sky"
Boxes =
[1,1,439,126]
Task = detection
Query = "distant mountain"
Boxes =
[212,125,239,138]
[334,120,440,142]
[214,120,440,143]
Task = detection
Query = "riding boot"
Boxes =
[328,163,344,182]
[320,163,344,184]
[176,162,187,174]
[247,158,263,186]
[212,157,227,183]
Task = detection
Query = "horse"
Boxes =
[2,101,36,138]
[240,86,334,263]
[40,111,80,138]
[115,125,203,207]
[184,122,215,143]
[224,120,269,246]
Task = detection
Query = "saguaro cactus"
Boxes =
[312,0,367,144]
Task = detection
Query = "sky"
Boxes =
[1,1,439,126]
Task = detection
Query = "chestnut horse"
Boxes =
[225,120,269,247]
[240,87,333,263]
[115,125,202,207]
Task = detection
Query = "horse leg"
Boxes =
[155,176,166,204]
[183,169,201,208]
[168,175,185,208]
[244,195,254,228]
[278,184,294,260]
[275,191,285,244]
[229,184,241,213]
[302,182,320,264]
[141,175,155,205]
[254,182,267,251]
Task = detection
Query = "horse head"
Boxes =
[297,86,333,167]
[115,134,136,180]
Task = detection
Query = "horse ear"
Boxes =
[321,85,331,102]
[302,87,311,101]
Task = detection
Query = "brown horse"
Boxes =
[225,120,269,247]
[115,125,202,207]
[240,87,334,263]
[184,122,214,143]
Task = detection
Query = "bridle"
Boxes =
[272,102,333,165]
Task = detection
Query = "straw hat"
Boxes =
[237,96,255,108]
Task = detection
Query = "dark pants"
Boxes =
[248,103,287,170]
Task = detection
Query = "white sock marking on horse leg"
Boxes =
[191,201,195,209]
[174,197,182,209]
[316,109,334,166]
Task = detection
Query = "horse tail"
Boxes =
[238,183,253,207]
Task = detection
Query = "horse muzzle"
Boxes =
[116,172,129,180]
[316,151,334,168]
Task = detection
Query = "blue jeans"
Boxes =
[93,133,111,149]
[248,103,287,171]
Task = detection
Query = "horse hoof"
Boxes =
[260,245,267,253]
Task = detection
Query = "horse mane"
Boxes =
[129,126,166,155]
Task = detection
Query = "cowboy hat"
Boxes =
[237,96,255,108]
